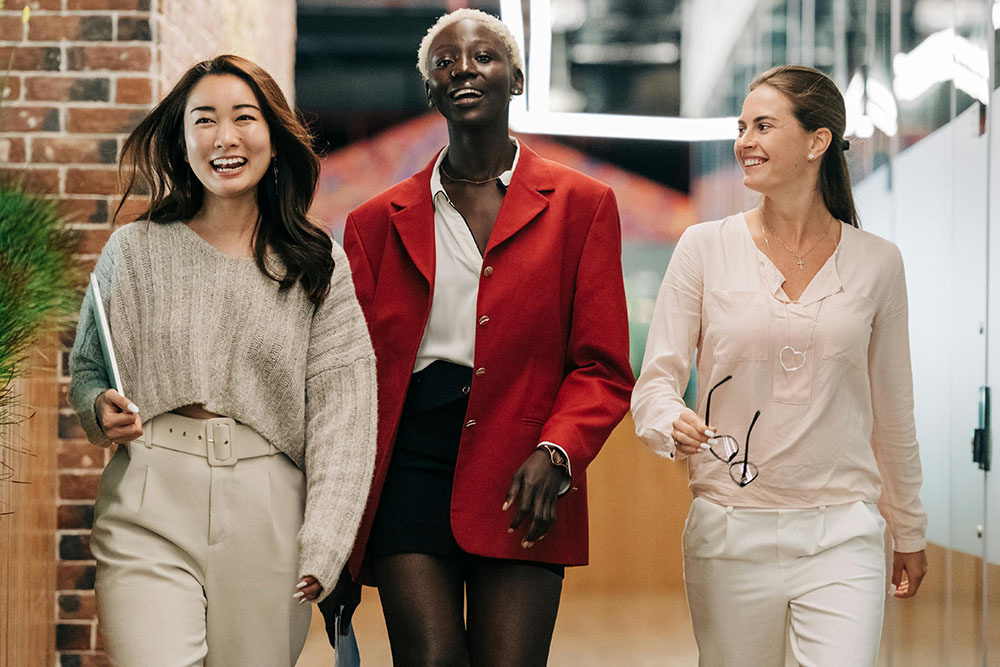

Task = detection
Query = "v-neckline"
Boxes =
[739,211,845,305]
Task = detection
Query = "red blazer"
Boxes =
[344,142,633,579]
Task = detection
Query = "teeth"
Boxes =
[744,158,764,167]
[212,157,247,170]
[452,88,482,99]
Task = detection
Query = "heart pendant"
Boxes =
[779,345,806,372]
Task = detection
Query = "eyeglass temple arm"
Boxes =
[704,374,734,426]
[741,410,762,468]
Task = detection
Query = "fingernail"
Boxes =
[888,584,897,595]
[127,403,139,414]
[704,429,716,437]
[507,528,514,533]
[522,540,532,548]
[293,592,305,599]
[707,438,719,446]
[298,598,307,605]
[502,500,510,511]
[699,443,711,451]
[296,581,307,589]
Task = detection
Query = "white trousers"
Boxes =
[683,497,886,667]
[91,433,311,667]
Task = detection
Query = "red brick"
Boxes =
[66,168,119,195]
[0,167,59,191]
[32,137,117,164]
[0,136,26,163]
[60,197,110,224]
[58,504,95,530]
[79,226,113,253]
[115,76,151,104]
[68,0,150,8]
[25,76,110,102]
[2,75,22,101]
[67,107,145,134]
[58,440,106,469]
[117,17,151,41]
[67,45,151,72]
[59,411,86,440]
[59,472,102,500]
[29,15,113,42]
[57,563,96,591]
[0,15,23,41]
[0,45,60,71]
[56,623,92,651]
[59,592,98,620]
[3,0,62,9]
[112,195,149,223]
[0,105,58,132]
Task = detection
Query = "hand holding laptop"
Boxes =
[95,388,142,445]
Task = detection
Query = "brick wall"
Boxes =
[0,1,295,664]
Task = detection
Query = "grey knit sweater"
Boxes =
[68,220,377,598]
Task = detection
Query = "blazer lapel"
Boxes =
[486,143,553,253]
[389,159,437,285]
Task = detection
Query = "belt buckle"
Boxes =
[205,417,237,466]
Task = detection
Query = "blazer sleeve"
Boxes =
[538,186,634,480]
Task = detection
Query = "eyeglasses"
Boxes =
[704,375,761,487]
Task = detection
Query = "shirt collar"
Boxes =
[430,138,521,198]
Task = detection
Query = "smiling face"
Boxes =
[425,18,523,126]
[184,74,273,204]
[735,84,821,196]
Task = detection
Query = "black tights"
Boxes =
[373,553,563,667]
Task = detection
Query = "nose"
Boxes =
[450,53,476,79]
[214,121,238,150]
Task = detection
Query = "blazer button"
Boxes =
[465,419,477,428]
[483,266,494,277]
[478,315,490,326]
[475,367,486,376]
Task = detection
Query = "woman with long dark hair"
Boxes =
[322,8,633,665]
[632,65,927,666]
[68,55,376,666]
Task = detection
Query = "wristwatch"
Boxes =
[537,443,571,478]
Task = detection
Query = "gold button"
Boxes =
[483,266,494,277]
[465,419,477,428]
[478,315,490,326]
[461,386,471,394]
[475,367,486,376]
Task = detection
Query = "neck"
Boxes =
[444,121,515,180]
[759,190,831,245]
[189,193,259,245]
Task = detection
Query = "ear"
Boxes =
[809,127,832,161]
[425,80,434,108]
[511,68,525,96]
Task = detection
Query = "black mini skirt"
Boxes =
[368,360,563,578]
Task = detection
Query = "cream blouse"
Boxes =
[631,212,927,552]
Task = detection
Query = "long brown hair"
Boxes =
[116,55,333,304]
[750,65,859,228]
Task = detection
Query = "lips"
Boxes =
[449,87,484,105]
[211,156,247,173]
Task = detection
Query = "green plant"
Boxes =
[0,183,81,431]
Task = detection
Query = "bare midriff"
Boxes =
[171,404,224,419]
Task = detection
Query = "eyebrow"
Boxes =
[739,114,778,125]
[189,103,261,114]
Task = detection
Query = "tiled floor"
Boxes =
[295,588,699,666]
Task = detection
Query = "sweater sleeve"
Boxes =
[297,241,378,600]
[868,247,927,552]
[67,230,122,447]
[631,225,704,461]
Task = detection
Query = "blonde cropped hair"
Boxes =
[416,8,524,82]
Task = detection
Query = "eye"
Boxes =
[476,53,492,63]
[758,123,771,132]
[194,117,214,125]
[737,126,746,136]
[236,113,257,122]
[435,57,453,68]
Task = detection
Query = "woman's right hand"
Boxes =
[95,389,142,445]
[671,408,716,456]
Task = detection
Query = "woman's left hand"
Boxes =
[891,550,927,598]
[293,575,323,604]
[504,450,565,548]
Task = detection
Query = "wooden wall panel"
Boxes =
[0,344,58,667]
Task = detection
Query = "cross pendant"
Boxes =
[796,258,805,270]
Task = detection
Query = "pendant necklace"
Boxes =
[758,210,825,372]
[758,205,831,270]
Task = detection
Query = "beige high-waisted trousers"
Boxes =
[91,414,312,667]
[683,497,887,667]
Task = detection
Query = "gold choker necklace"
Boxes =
[440,162,505,185]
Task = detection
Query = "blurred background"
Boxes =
[1,0,999,665]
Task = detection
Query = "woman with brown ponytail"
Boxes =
[632,65,927,666]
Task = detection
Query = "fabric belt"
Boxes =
[133,413,276,467]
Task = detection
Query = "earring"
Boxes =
[272,158,278,187]
[427,98,434,109]
[808,153,815,160]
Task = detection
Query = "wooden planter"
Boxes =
[1,343,58,666]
